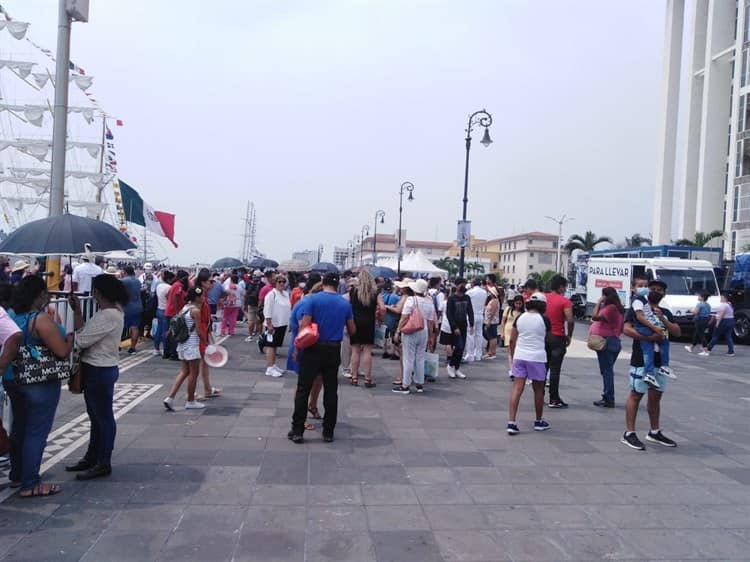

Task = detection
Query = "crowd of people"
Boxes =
[0,256,739,498]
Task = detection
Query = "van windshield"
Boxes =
[654,269,719,296]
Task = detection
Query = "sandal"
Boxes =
[304,421,316,431]
[19,483,61,498]
[308,406,322,419]
[364,380,376,388]
[207,387,222,398]
[349,378,359,386]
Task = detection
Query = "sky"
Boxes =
[7,0,666,265]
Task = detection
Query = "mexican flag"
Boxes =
[118,180,178,247]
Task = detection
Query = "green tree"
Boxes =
[433,257,459,278]
[528,270,557,291]
[565,231,613,253]
[624,233,652,247]
[674,230,724,247]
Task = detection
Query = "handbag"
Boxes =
[587,333,607,351]
[68,338,83,394]
[401,297,425,334]
[424,352,439,379]
[13,313,71,385]
[294,323,319,350]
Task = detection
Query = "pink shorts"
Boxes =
[512,359,547,381]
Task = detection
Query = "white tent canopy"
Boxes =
[386,250,447,276]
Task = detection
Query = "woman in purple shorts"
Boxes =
[507,293,551,435]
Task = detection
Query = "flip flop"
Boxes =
[207,387,222,397]
[19,483,61,498]
[308,406,322,419]
[304,422,316,431]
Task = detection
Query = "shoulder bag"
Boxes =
[401,297,425,334]
[13,313,71,385]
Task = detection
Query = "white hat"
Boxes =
[393,277,413,289]
[105,265,119,275]
[528,292,547,304]
[253,270,263,278]
[143,262,153,270]
[408,279,428,295]
[12,259,29,273]
[204,344,228,368]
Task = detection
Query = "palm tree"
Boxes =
[528,270,557,291]
[674,230,724,247]
[565,231,613,253]
[624,233,652,247]
[433,257,460,278]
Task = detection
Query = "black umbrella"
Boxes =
[212,257,245,269]
[365,265,397,279]
[0,213,136,256]
[247,257,279,269]
[310,262,340,273]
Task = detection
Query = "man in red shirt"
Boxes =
[544,275,574,408]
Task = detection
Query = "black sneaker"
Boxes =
[322,433,334,443]
[620,432,645,450]
[415,385,424,393]
[127,348,136,354]
[593,399,615,408]
[391,386,410,395]
[287,431,304,444]
[548,399,568,409]
[645,430,676,447]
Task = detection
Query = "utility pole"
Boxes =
[545,214,575,273]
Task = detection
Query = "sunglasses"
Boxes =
[276,280,286,284]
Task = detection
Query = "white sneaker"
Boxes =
[508,369,514,379]
[698,351,710,356]
[265,367,277,376]
[464,357,474,363]
[185,401,205,410]
[152,349,161,356]
[163,397,174,411]
[642,373,661,390]
[271,365,284,377]
[343,369,352,378]
[684,345,693,353]
[447,365,457,378]
[455,370,467,379]
[658,366,677,380]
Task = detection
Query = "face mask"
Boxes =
[298,282,305,288]
[635,287,649,297]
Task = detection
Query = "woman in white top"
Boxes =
[67,274,127,481]
[704,292,735,356]
[263,274,292,377]
[483,287,501,359]
[393,279,436,394]
[153,271,174,357]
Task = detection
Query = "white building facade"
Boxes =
[655,0,750,258]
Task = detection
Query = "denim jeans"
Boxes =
[153,309,168,352]
[2,378,61,491]
[449,326,467,369]
[692,317,709,348]
[546,335,567,402]
[292,342,341,436]
[82,363,119,465]
[635,326,670,374]
[707,318,735,354]
[595,336,621,403]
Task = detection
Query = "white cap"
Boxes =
[528,292,547,303]
[144,262,153,270]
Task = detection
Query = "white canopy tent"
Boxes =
[396,250,447,276]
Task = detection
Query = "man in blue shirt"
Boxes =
[289,273,355,443]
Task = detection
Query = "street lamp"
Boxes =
[545,214,575,273]
[397,181,415,277]
[347,240,354,269]
[360,225,369,266]
[458,109,493,278]
[373,210,385,265]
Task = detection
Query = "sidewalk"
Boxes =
[0,330,749,561]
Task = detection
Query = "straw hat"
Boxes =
[408,279,428,295]
[105,265,119,275]
[393,277,413,289]
[12,259,29,273]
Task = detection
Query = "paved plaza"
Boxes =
[0,327,748,561]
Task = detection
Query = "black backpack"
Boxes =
[169,309,194,343]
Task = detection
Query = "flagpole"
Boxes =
[49,0,72,218]
[96,116,106,219]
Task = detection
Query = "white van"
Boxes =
[584,258,720,332]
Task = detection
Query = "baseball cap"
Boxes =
[648,279,667,290]
[253,270,263,277]
[528,292,547,303]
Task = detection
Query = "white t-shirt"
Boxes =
[467,286,488,318]
[263,289,291,327]
[439,294,451,334]
[403,295,437,331]
[156,283,171,310]
[512,311,548,363]
[72,262,103,293]
[0,307,20,346]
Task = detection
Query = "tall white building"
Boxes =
[654,0,750,258]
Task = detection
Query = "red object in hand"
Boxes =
[294,323,319,350]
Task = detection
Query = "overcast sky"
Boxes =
[12,0,665,265]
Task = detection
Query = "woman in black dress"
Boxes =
[349,271,383,387]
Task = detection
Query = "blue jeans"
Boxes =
[82,364,119,465]
[635,326,670,375]
[2,378,61,491]
[153,309,168,352]
[707,319,735,354]
[595,336,621,403]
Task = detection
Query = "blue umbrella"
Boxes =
[310,262,340,273]
[365,265,397,279]
[212,257,245,269]
[247,257,279,269]
[0,213,136,256]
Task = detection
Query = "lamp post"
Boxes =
[347,240,354,269]
[372,210,385,265]
[397,181,415,277]
[458,109,493,278]
[359,225,369,266]
[545,214,575,273]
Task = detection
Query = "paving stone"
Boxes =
[307,484,362,505]
[107,503,185,531]
[233,530,305,562]
[160,529,239,561]
[422,504,490,530]
[361,484,419,505]
[441,451,492,467]
[307,506,369,532]
[414,484,474,505]
[366,504,431,531]
[370,530,444,562]
[251,485,308,506]
[433,529,508,561]
[80,530,170,561]
[243,505,307,531]
[177,504,246,532]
